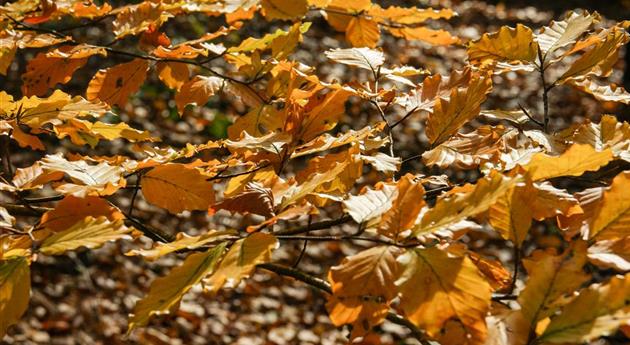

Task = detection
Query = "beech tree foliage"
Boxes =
[1,0,630,344]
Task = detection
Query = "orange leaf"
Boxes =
[86,59,149,107]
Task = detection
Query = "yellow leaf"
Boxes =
[559,26,629,81]
[563,115,630,161]
[415,171,518,235]
[387,26,459,45]
[537,273,630,343]
[126,230,236,261]
[426,72,492,145]
[39,216,131,255]
[517,242,589,336]
[587,171,630,240]
[523,143,613,181]
[346,16,380,48]
[0,44,16,76]
[281,156,354,209]
[327,246,402,338]
[112,2,172,39]
[128,243,226,331]
[54,118,157,147]
[396,247,491,342]
[141,163,215,214]
[488,183,535,247]
[261,0,308,20]
[174,76,223,114]
[295,147,362,206]
[0,257,30,339]
[297,88,352,142]
[467,24,539,68]
[367,5,455,25]
[86,58,149,107]
[229,22,310,57]
[204,233,277,294]
[8,90,108,130]
[40,195,123,232]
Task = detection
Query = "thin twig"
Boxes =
[274,215,353,236]
[517,103,544,128]
[537,47,550,132]
[292,215,312,268]
[390,106,418,129]
[207,163,270,181]
[128,174,141,216]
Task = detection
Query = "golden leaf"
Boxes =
[327,246,402,337]
[0,257,30,339]
[587,171,630,240]
[467,24,539,68]
[204,233,277,294]
[367,6,455,25]
[387,26,459,45]
[128,244,226,331]
[559,25,629,81]
[86,59,149,107]
[415,171,517,235]
[0,44,16,76]
[426,72,492,145]
[54,118,156,147]
[346,16,380,48]
[126,230,236,261]
[523,143,613,181]
[39,216,131,255]
[537,273,630,343]
[112,2,173,39]
[396,247,491,342]
[141,163,216,214]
